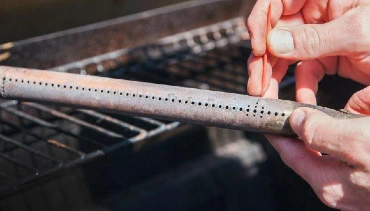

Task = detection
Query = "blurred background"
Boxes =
[0,0,190,43]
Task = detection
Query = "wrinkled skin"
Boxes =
[247,0,370,210]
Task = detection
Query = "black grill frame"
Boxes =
[0,4,294,198]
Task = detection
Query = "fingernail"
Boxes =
[268,29,294,54]
[290,109,306,137]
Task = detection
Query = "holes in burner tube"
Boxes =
[9,77,268,117]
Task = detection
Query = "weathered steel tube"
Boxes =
[0,66,363,136]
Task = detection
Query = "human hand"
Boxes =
[247,0,370,103]
[267,87,370,210]
[247,1,370,209]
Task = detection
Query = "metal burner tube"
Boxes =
[0,66,362,136]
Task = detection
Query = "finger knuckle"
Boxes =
[348,12,370,50]
[347,88,370,112]
[349,170,370,188]
[294,26,322,57]
[246,16,254,35]
[314,187,342,209]
[300,114,319,146]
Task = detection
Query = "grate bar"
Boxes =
[0,171,14,184]
[46,139,85,157]
[0,119,84,157]
[0,153,38,173]
[25,103,125,139]
[0,134,60,164]
[78,110,146,134]
[0,103,107,148]
[135,117,167,127]
[136,48,247,92]
[0,149,106,197]
[145,121,180,138]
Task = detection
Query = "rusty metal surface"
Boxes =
[0,66,362,136]
[0,0,247,69]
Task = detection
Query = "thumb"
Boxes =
[345,86,370,116]
[289,107,369,166]
[267,17,353,60]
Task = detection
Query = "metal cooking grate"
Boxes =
[0,18,294,197]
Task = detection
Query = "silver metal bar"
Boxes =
[0,66,363,136]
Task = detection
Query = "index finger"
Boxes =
[247,0,306,56]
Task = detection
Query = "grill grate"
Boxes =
[0,18,294,196]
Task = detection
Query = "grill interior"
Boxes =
[0,17,295,197]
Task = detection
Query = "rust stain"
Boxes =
[0,52,11,62]
[0,42,13,50]
[47,139,84,156]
